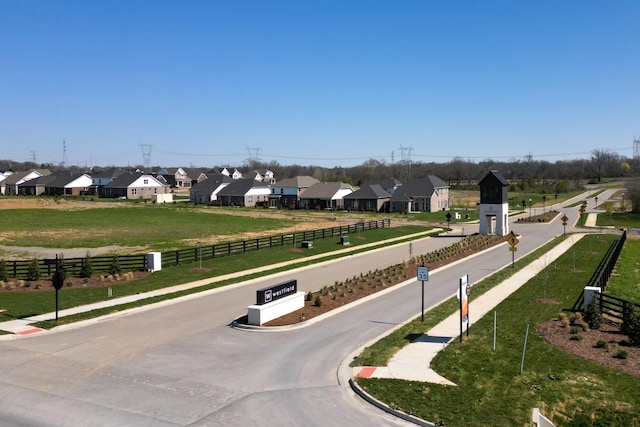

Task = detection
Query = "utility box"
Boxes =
[146,252,162,272]
[340,235,350,245]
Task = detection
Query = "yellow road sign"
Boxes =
[507,235,519,246]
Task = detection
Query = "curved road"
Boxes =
[0,199,593,426]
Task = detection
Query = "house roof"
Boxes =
[363,178,402,192]
[190,174,233,192]
[105,172,167,188]
[216,178,270,196]
[3,169,51,185]
[478,170,509,187]
[300,182,353,199]
[273,176,319,188]
[91,167,128,180]
[390,175,448,202]
[344,184,391,199]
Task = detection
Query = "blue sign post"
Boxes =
[417,265,429,322]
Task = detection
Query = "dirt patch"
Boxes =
[538,319,640,377]
[0,271,151,293]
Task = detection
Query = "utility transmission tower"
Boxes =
[140,144,153,170]
[60,139,69,167]
[398,145,414,164]
[244,146,262,166]
[634,136,640,159]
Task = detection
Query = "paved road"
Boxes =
[0,198,590,426]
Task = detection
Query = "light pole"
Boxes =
[622,193,625,212]
[529,198,532,219]
[542,195,546,213]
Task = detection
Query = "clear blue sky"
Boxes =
[1,1,638,168]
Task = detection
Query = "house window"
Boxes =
[144,179,149,184]
[248,196,253,203]
[132,188,137,195]
[280,189,284,194]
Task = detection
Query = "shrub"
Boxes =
[622,305,640,346]
[314,295,322,307]
[595,340,609,350]
[584,298,603,329]
[570,334,584,341]
[108,255,122,275]
[615,350,629,359]
[0,259,7,282]
[27,258,40,281]
[80,252,93,278]
[306,291,313,302]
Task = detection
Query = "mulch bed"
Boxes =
[538,318,640,377]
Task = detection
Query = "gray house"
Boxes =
[104,172,170,199]
[215,179,271,207]
[343,184,392,212]
[189,174,233,205]
[299,182,354,210]
[390,175,450,213]
[268,176,320,209]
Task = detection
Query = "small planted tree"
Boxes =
[622,305,640,346]
[27,258,40,281]
[0,259,7,282]
[314,295,322,307]
[584,298,603,330]
[80,252,93,278]
[109,255,122,276]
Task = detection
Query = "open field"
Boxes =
[357,234,640,426]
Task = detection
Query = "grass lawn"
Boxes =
[604,238,640,303]
[596,212,640,230]
[357,234,640,426]
[0,204,295,250]
[0,225,433,325]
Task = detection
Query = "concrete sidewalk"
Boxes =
[353,234,586,385]
[0,229,442,337]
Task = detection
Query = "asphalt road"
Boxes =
[0,202,584,426]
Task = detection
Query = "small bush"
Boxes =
[79,252,93,278]
[570,334,584,341]
[622,305,640,346]
[306,291,313,301]
[615,350,629,359]
[109,255,122,275]
[314,295,322,307]
[27,258,40,281]
[0,259,7,282]
[66,282,73,287]
[584,298,603,330]
[595,340,609,350]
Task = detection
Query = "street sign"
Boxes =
[561,214,569,225]
[509,246,518,252]
[417,266,429,281]
[507,235,519,246]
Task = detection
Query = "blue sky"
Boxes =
[1,1,639,168]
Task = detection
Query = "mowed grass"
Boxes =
[358,234,640,427]
[0,225,433,324]
[596,211,640,230]
[605,238,640,303]
[0,204,297,250]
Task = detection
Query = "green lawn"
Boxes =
[357,234,640,426]
[596,211,640,230]
[605,238,640,303]
[0,204,298,250]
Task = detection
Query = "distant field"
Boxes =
[0,198,363,252]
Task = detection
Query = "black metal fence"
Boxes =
[585,230,627,291]
[1,219,391,279]
[597,292,640,325]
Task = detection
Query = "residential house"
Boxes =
[104,171,170,199]
[156,168,192,188]
[189,174,233,204]
[90,167,128,196]
[268,176,319,209]
[215,179,271,207]
[299,182,354,210]
[1,169,51,195]
[183,168,208,186]
[18,171,92,196]
[390,175,450,213]
[343,184,392,212]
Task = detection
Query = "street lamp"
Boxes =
[529,198,532,219]
[542,195,546,213]
[622,193,625,212]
